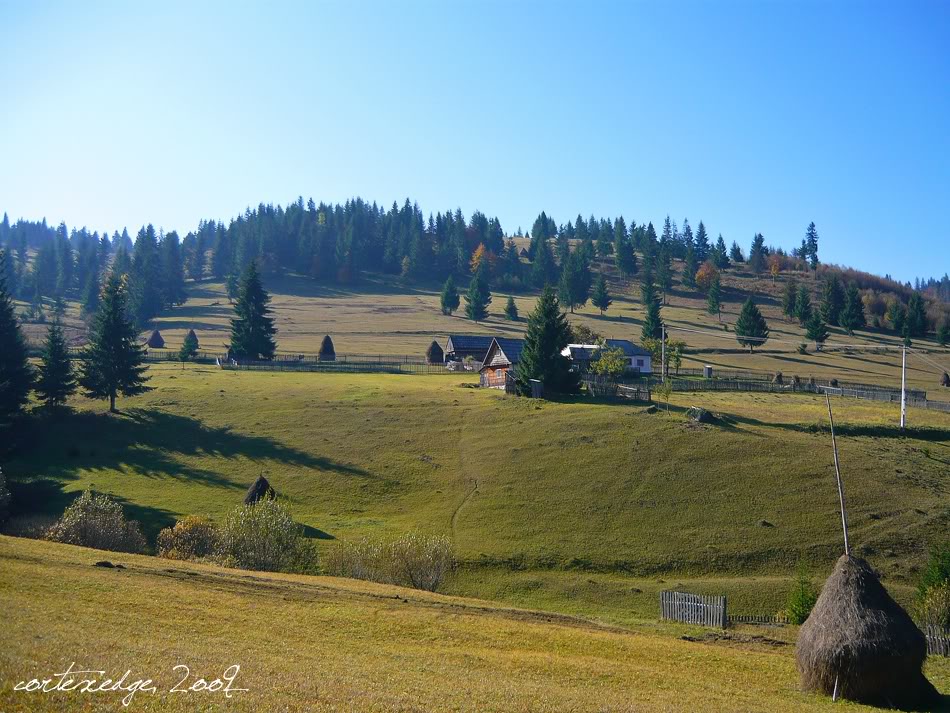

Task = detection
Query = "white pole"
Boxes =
[900,346,907,429]
[661,324,666,383]
[826,395,850,557]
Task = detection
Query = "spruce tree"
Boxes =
[229,260,278,360]
[558,250,591,313]
[0,249,33,426]
[591,274,611,315]
[81,272,100,317]
[79,273,150,412]
[839,282,866,335]
[530,238,557,288]
[36,320,76,408]
[887,300,906,334]
[464,267,491,322]
[440,276,460,315]
[905,292,928,338]
[683,244,698,289]
[795,285,813,326]
[781,278,798,320]
[938,318,950,347]
[729,241,744,263]
[749,233,766,273]
[805,222,819,270]
[820,274,845,326]
[514,286,578,395]
[706,272,722,320]
[805,311,829,350]
[640,274,663,341]
[178,329,199,363]
[614,235,637,278]
[504,295,519,321]
[715,235,730,269]
[694,221,710,263]
[734,297,769,352]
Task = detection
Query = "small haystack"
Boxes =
[426,340,444,365]
[796,555,939,709]
[941,371,949,388]
[146,330,165,348]
[244,475,276,505]
[318,335,336,361]
[186,328,199,349]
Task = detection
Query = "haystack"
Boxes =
[426,340,444,365]
[941,371,949,388]
[796,555,938,709]
[318,335,336,361]
[146,329,165,348]
[244,475,276,505]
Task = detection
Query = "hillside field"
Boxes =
[2,536,948,712]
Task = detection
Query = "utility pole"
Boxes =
[661,323,666,383]
[900,346,907,429]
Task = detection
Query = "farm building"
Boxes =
[562,339,652,374]
[444,335,495,364]
[479,337,524,389]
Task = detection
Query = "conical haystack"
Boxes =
[244,475,276,505]
[146,329,165,348]
[796,555,939,709]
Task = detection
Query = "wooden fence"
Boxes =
[926,626,950,657]
[582,377,651,402]
[729,613,789,626]
[660,591,727,628]
[218,358,449,375]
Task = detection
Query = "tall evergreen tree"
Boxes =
[805,222,819,270]
[714,235,730,269]
[440,275,460,315]
[682,243,698,289]
[694,221,710,263]
[614,234,637,279]
[782,278,798,320]
[0,249,33,426]
[820,274,846,326]
[794,285,813,325]
[839,282,867,335]
[729,241,744,263]
[530,238,557,288]
[591,274,612,315]
[749,233,766,273]
[229,260,278,360]
[81,272,101,318]
[36,320,76,408]
[805,311,829,350]
[129,225,163,328]
[514,287,578,395]
[78,273,150,413]
[178,329,200,363]
[160,230,187,307]
[558,250,591,313]
[503,295,519,321]
[905,292,928,338]
[640,273,663,341]
[706,272,722,320]
[734,297,769,352]
[936,318,949,347]
[655,247,673,302]
[464,267,492,322]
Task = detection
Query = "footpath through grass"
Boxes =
[4,536,948,712]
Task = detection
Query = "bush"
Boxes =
[918,542,950,598]
[918,581,950,629]
[787,561,819,625]
[157,516,219,561]
[215,498,315,573]
[0,467,11,526]
[46,490,147,554]
[325,532,454,592]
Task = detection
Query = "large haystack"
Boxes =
[146,329,165,348]
[796,555,939,709]
[318,335,336,361]
[244,475,276,505]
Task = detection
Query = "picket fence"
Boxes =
[926,626,950,657]
[659,591,727,628]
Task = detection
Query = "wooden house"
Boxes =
[444,335,495,364]
[479,337,524,388]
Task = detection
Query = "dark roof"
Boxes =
[604,339,652,357]
[445,335,496,352]
[480,337,524,370]
[566,346,600,361]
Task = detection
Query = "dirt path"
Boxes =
[450,478,478,541]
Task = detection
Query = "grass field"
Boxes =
[3,536,947,712]
[5,366,949,626]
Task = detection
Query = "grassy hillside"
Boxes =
[5,366,949,624]
[2,536,947,712]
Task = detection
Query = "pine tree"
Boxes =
[655,247,673,302]
[682,243,698,289]
[714,235,730,269]
[734,297,769,352]
[503,295,519,321]
[464,267,492,322]
[558,250,591,313]
[937,318,950,347]
[794,285,813,326]
[839,282,867,335]
[78,273,150,413]
[228,260,277,360]
[805,311,829,350]
[36,320,76,408]
[887,300,906,335]
[749,233,766,273]
[178,329,199,363]
[129,225,163,328]
[782,278,798,320]
[0,249,33,426]
[614,235,637,279]
[820,274,846,326]
[530,238,557,288]
[706,272,722,320]
[81,272,100,317]
[905,292,928,338]
[514,286,578,395]
[640,274,663,341]
[440,275,460,315]
[591,274,612,315]
[805,222,819,270]
[729,241,744,263]
[694,221,710,263]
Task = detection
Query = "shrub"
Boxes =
[325,532,455,592]
[46,490,147,553]
[215,498,315,573]
[787,561,819,625]
[918,542,950,598]
[157,516,219,561]
[0,467,10,526]
[917,581,950,629]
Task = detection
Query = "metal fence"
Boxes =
[660,591,727,628]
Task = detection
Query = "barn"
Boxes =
[479,337,524,388]
[444,335,495,364]
[562,339,652,374]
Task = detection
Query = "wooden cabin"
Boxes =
[444,335,495,364]
[479,337,524,389]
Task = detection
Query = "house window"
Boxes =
[636,359,644,367]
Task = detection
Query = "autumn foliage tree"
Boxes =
[695,261,718,293]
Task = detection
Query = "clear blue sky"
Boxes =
[1,0,947,282]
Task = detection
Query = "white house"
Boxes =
[561,339,652,374]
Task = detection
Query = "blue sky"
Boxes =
[1,0,947,282]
